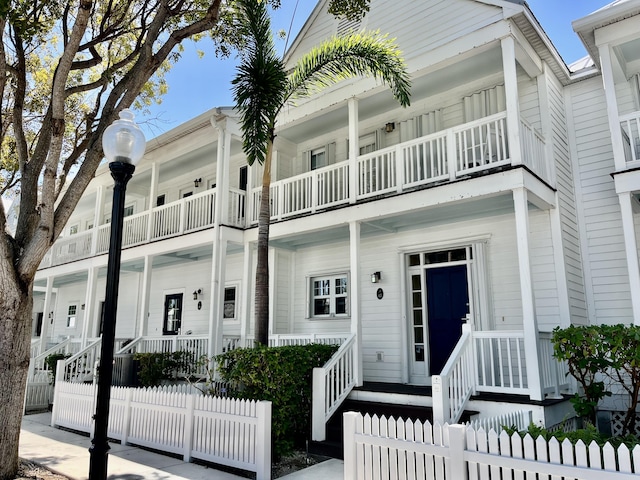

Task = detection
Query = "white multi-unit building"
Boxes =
[29,0,640,439]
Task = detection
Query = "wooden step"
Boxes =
[309,398,435,459]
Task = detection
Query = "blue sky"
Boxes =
[136,0,610,138]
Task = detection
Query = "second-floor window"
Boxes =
[310,147,327,170]
[308,143,336,171]
[66,304,77,328]
[223,286,237,320]
[311,274,348,318]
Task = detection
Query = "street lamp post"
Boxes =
[89,109,146,480]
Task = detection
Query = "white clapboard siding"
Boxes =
[569,77,634,323]
[344,412,640,480]
[51,382,271,479]
[547,71,588,324]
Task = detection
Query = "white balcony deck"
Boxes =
[250,112,550,224]
[41,112,549,268]
[41,188,246,268]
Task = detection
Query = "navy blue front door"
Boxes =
[426,265,469,375]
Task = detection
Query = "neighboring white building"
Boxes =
[30,0,640,438]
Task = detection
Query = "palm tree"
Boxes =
[232,0,411,346]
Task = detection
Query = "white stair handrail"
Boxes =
[432,323,474,425]
[311,333,357,441]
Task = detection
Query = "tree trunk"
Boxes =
[254,137,274,346]
[0,271,33,479]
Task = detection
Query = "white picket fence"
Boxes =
[465,409,532,434]
[344,412,640,480]
[24,370,52,412]
[51,380,272,479]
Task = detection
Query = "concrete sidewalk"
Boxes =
[20,412,344,479]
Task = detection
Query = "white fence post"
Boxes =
[23,359,34,413]
[122,388,133,446]
[343,412,358,480]
[256,400,272,480]
[432,375,449,425]
[183,393,195,462]
[312,367,326,441]
[50,360,66,427]
[448,424,468,480]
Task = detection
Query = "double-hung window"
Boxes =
[223,286,237,320]
[66,304,77,328]
[311,274,348,318]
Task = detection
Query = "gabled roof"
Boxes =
[572,0,640,69]
[282,0,577,85]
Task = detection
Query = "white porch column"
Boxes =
[240,242,254,346]
[513,187,543,400]
[501,36,522,166]
[212,116,234,226]
[81,267,99,347]
[208,230,228,359]
[39,277,55,352]
[245,163,254,227]
[208,116,233,360]
[618,192,640,325]
[599,44,626,171]
[349,221,363,386]
[536,64,556,185]
[137,255,154,336]
[91,185,105,254]
[146,162,158,240]
[348,97,359,204]
[268,247,276,336]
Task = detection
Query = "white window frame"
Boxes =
[309,273,349,319]
[68,223,79,235]
[223,283,240,322]
[66,304,78,328]
[310,147,327,170]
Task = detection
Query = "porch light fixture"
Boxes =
[89,109,145,480]
[385,122,395,133]
[371,271,381,283]
[193,288,202,300]
[194,178,202,187]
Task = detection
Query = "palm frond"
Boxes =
[231,0,287,165]
[285,31,411,108]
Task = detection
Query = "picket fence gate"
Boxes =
[51,380,271,480]
[343,412,640,480]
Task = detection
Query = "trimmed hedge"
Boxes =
[216,343,339,458]
[133,350,196,387]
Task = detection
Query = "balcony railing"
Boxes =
[42,188,245,268]
[620,111,640,166]
[251,112,550,224]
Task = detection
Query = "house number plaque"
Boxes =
[376,288,383,299]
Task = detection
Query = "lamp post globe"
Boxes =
[89,109,145,480]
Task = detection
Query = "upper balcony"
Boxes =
[250,111,550,224]
[620,111,640,170]
[40,187,246,269]
[40,108,550,270]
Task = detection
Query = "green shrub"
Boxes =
[215,343,339,458]
[504,423,640,449]
[44,353,70,384]
[552,324,640,435]
[133,350,196,387]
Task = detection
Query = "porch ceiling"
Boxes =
[277,46,503,143]
[269,192,515,250]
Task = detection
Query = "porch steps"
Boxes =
[309,382,475,459]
